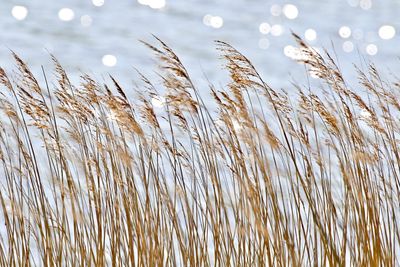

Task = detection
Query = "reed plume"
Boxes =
[0,34,398,266]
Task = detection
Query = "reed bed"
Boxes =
[0,34,399,266]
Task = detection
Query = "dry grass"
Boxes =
[0,34,399,266]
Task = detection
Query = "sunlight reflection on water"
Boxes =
[1,1,399,92]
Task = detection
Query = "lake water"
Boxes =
[1,0,400,92]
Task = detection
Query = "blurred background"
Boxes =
[1,0,399,89]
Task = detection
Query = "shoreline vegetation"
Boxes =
[0,34,399,266]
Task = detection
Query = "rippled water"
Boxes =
[1,0,400,91]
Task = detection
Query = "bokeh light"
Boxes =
[210,16,223,29]
[270,4,281,16]
[284,45,294,58]
[203,14,212,26]
[92,0,105,7]
[203,14,223,28]
[58,8,75,21]
[339,26,352,38]
[305,29,317,41]
[343,41,354,52]
[102,55,117,66]
[283,4,298,20]
[138,0,166,9]
[11,6,28,21]
[270,24,283,36]
[259,22,271,35]
[366,44,378,55]
[360,0,372,10]
[378,25,395,40]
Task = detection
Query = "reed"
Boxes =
[0,34,399,266]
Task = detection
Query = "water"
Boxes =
[1,0,400,94]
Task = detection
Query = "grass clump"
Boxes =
[0,34,399,266]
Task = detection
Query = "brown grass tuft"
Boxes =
[0,34,398,266]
